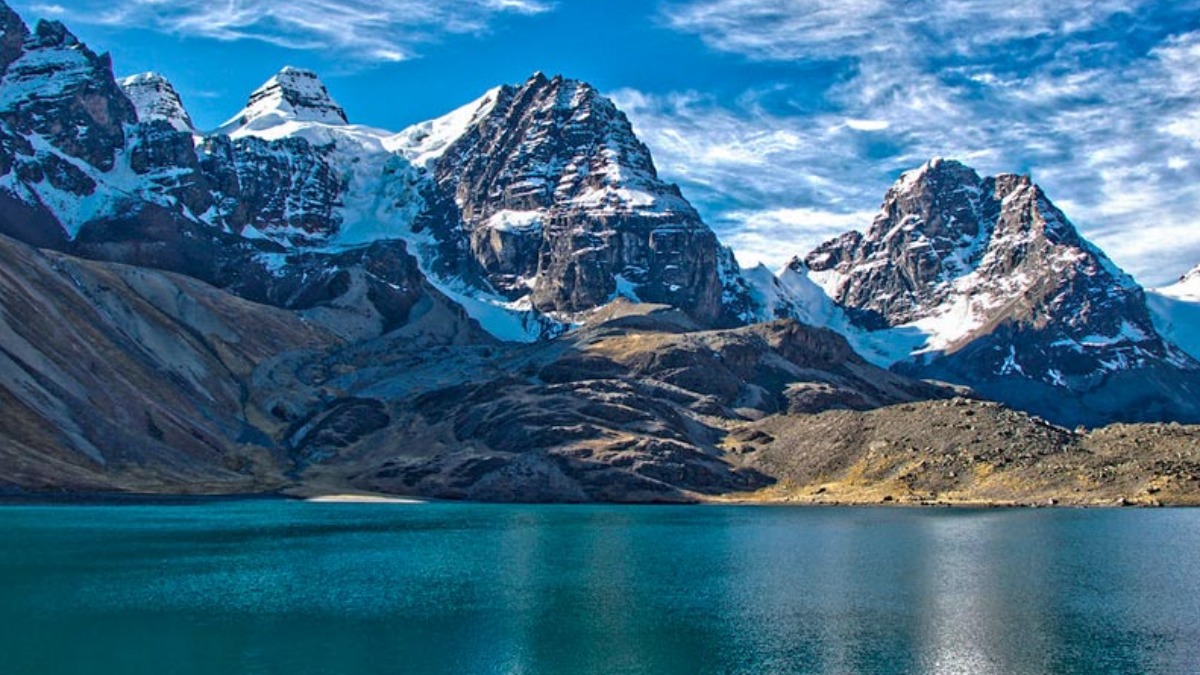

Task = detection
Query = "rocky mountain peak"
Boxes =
[791,158,1200,426]
[218,66,348,135]
[437,72,689,224]
[805,158,1111,329]
[119,71,194,132]
[0,5,135,171]
[418,72,750,327]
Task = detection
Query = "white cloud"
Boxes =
[720,208,881,270]
[844,119,889,132]
[612,88,897,271]
[46,0,552,63]
[28,3,66,15]
[638,0,1200,286]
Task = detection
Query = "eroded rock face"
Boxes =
[0,230,340,493]
[197,135,345,244]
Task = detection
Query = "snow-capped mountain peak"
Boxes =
[119,72,194,132]
[1158,264,1200,301]
[217,66,348,136]
[786,158,1200,425]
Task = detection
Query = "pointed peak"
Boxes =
[220,66,347,134]
[31,19,77,48]
[119,71,194,132]
[1184,264,1200,283]
[514,72,602,113]
[888,158,985,202]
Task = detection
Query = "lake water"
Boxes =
[1,502,1198,674]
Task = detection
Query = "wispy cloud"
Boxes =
[43,0,552,63]
[613,87,897,270]
[641,0,1200,285]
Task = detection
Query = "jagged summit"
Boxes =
[0,4,135,172]
[785,158,1200,426]
[415,70,752,327]
[119,71,194,131]
[806,157,1133,333]
[217,66,348,136]
[436,72,696,223]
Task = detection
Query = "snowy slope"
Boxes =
[386,87,502,169]
[744,260,928,367]
[1149,265,1200,360]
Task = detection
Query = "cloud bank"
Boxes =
[634,0,1200,284]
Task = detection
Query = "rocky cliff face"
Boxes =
[414,73,753,326]
[795,159,1200,426]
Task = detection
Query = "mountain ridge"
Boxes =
[0,0,1198,501]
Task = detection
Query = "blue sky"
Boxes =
[18,0,1200,285]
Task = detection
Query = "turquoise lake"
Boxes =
[1,502,1198,674]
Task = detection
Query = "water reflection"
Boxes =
[2,504,1199,674]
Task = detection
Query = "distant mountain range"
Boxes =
[0,1,1197,502]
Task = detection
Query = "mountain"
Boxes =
[216,66,348,133]
[0,1,792,500]
[0,1,1198,502]
[0,5,761,340]
[0,226,946,499]
[779,159,1200,427]
[1148,264,1200,361]
[411,72,755,328]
